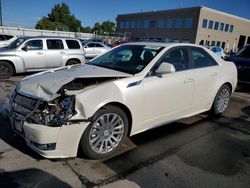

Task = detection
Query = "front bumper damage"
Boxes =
[9,119,89,158]
[8,89,90,158]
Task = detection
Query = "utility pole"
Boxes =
[0,0,2,26]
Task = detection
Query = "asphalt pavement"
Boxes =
[0,75,250,188]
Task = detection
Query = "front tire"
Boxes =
[80,105,128,159]
[211,84,231,115]
[0,61,14,79]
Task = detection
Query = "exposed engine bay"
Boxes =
[10,77,119,127]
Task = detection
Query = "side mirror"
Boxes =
[155,62,176,74]
[22,46,28,51]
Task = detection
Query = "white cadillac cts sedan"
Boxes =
[8,42,237,159]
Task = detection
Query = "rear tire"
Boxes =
[79,105,128,159]
[0,61,14,79]
[210,84,231,116]
[66,59,80,66]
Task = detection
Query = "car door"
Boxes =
[45,39,67,68]
[142,47,194,129]
[189,47,221,111]
[233,47,250,83]
[94,43,106,56]
[17,39,45,70]
[84,43,96,57]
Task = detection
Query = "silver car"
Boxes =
[83,42,111,58]
[8,42,237,159]
[0,37,85,79]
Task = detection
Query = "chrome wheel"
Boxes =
[216,87,230,113]
[89,113,125,154]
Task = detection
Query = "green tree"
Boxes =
[81,26,93,33]
[36,2,81,32]
[93,21,116,34]
[101,21,116,33]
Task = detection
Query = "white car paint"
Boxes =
[83,42,111,58]
[8,42,237,158]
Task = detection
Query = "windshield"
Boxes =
[6,38,26,49]
[88,44,163,74]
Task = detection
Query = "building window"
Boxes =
[159,20,164,28]
[184,18,192,28]
[166,19,174,28]
[131,21,136,29]
[138,21,143,29]
[225,24,229,32]
[229,25,234,32]
[220,23,224,31]
[202,19,207,28]
[125,21,130,29]
[214,22,219,30]
[216,41,221,46]
[211,41,216,46]
[208,20,213,29]
[143,20,149,28]
[199,40,204,45]
[175,18,182,28]
[120,21,124,29]
[221,42,226,49]
[205,40,210,46]
[150,20,157,28]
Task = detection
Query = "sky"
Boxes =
[2,0,250,28]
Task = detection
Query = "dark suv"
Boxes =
[225,45,250,83]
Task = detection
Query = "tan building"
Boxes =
[116,6,250,52]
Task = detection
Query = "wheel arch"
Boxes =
[100,102,133,136]
[66,58,81,66]
[222,82,232,93]
[0,60,16,74]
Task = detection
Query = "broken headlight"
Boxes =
[27,95,75,126]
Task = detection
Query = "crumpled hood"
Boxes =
[19,64,131,101]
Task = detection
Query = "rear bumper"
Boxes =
[9,117,89,158]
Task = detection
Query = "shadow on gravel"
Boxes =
[0,168,71,188]
[241,105,250,115]
[0,114,44,160]
[104,105,250,178]
[103,116,210,176]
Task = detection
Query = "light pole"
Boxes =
[0,0,2,26]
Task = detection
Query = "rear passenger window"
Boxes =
[191,47,218,68]
[86,43,95,48]
[95,43,103,47]
[66,40,80,49]
[46,39,64,49]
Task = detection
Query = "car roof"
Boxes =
[19,36,81,40]
[123,42,203,48]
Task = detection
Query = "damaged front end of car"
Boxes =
[9,89,76,128]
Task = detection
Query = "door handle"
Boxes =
[60,51,66,54]
[36,52,43,55]
[211,73,218,77]
[184,78,194,84]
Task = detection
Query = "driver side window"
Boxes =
[160,47,189,72]
[24,40,43,50]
